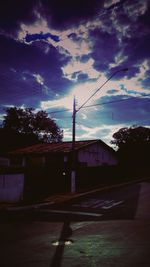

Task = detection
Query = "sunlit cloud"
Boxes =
[18,18,50,41]
[124,0,148,21]
[33,73,44,85]
[18,16,92,58]
[62,120,129,146]
[75,123,126,146]
[62,58,100,81]
[63,128,72,140]
[109,0,149,43]
[122,59,150,95]
[0,0,150,146]
[0,113,5,123]
[41,59,150,115]
[40,73,106,111]
[109,51,128,69]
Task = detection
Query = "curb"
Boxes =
[2,177,150,212]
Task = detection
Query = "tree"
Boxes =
[1,107,63,152]
[0,127,39,153]
[111,125,150,173]
[111,125,150,149]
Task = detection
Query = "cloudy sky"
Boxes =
[0,0,150,146]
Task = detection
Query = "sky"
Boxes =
[0,0,150,147]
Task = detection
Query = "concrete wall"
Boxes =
[0,173,24,202]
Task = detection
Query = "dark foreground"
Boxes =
[0,180,150,267]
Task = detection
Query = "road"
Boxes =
[36,181,143,220]
[0,180,150,267]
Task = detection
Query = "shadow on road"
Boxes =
[50,220,73,267]
[0,182,148,267]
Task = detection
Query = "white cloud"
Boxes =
[108,1,149,43]
[18,18,50,40]
[109,51,128,69]
[80,112,88,120]
[62,58,100,81]
[124,0,148,21]
[62,121,130,146]
[33,73,44,85]
[122,59,150,95]
[104,0,121,9]
[41,58,150,113]
[58,36,92,57]
[41,73,106,111]
[18,16,93,58]
[0,113,5,122]
[63,128,72,140]
[74,123,126,146]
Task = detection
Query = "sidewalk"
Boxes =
[1,177,149,212]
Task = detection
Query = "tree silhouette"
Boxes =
[0,107,63,153]
[111,125,150,149]
[111,125,150,174]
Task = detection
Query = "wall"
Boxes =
[0,173,24,202]
[0,157,10,166]
[77,143,118,166]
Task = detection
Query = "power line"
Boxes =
[79,94,150,110]
[47,109,69,114]
[76,68,128,112]
[76,118,150,130]
[47,94,150,116]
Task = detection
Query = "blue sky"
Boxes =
[0,0,150,146]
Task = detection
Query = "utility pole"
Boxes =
[71,96,76,193]
[70,68,128,193]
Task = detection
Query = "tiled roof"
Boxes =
[8,139,115,155]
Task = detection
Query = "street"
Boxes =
[0,180,150,267]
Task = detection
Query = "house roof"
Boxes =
[7,139,116,155]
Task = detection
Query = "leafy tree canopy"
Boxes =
[111,125,150,149]
[1,107,63,152]
[111,125,150,170]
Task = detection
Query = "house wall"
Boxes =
[0,173,24,202]
[77,143,118,167]
[26,155,45,167]
[0,157,10,166]
[9,156,25,167]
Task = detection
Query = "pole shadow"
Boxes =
[50,220,73,267]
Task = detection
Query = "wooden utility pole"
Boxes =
[70,68,128,193]
[71,96,76,193]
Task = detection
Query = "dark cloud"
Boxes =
[126,35,150,61]
[0,0,103,35]
[0,0,149,142]
[0,34,72,109]
[0,34,69,80]
[41,0,103,29]
[96,95,150,125]
[0,0,37,36]
[91,30,120,71]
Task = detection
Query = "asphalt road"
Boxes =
[36,181,143,220]
[0,180,150,267]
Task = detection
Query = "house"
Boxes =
[7,139,118,168]
[5,140,118,199]
[0,156,10,167]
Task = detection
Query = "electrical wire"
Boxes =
[47,94,150,115]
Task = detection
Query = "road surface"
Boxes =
[0,180,150,267]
